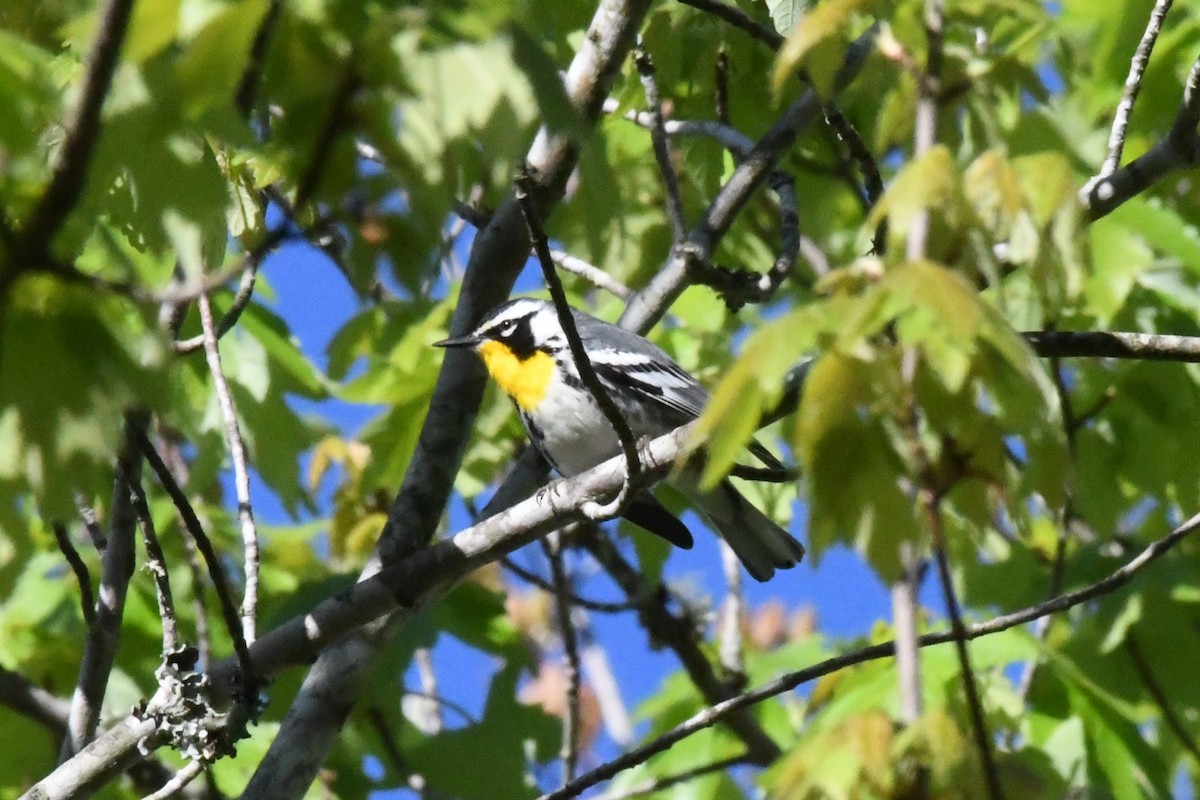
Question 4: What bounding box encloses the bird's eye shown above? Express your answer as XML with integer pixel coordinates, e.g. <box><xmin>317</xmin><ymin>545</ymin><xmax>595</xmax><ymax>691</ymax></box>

<box><xmin>498</xmin><ymin>321</ymin><xmax>517</xmax><ymax>338</ymax></box>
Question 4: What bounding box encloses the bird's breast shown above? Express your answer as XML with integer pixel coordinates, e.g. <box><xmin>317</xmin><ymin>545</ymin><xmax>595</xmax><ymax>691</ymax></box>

<box><xmin>478</xmin><ymin>341</ymin><xmax>555</xmax><ymax>412</ymax></box>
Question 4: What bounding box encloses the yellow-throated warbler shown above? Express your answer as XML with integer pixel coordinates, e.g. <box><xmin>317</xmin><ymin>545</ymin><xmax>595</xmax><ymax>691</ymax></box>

<box><xmin>435</xmin><ymin>297</ymin><xmax>805</xmax><ymax>581</ymax></box>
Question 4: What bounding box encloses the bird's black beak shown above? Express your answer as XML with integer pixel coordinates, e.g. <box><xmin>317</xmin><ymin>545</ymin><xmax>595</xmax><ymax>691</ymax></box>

<box><xmin>433</xmin><ymin>334</ymin><xmax>482</xmax><ymax>349</ymax></box>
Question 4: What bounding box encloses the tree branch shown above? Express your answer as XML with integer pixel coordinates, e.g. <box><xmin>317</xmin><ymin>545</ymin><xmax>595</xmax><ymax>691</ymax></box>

<box><xmin>1024</xmin><ymin>330</ymin><xmax>1200</xmax><ymax>362</ymax></box>
<box><xmin>52</xmin><ymin>522</ymin><xmax>96</xmax><ymax>628</ymax></box>
<box><xmin>1126</xmin><ymin>635</ymin><xmax>1200</xmax><ymax>764</ymax></box>
<box><xmin>60</xmin><ymin>417</ymin><xmax>143</xmax><ymax>761</ymax></box>
<box><xmin>921</xmin><ymin>489</ymin><xmax>1003</xmax><ymax>800</ymax></box>
<box><xmin>198</xmin><ymin>292</ymin><xmax>260</xmax><ymax>644</ymax></box>
<box><xmin>543</xmin><ymin>535</ymin><xmax>583</xmax><ymax>783</ymax></box>
<box><xmin>619</xmin><ymin>26</ymin><xmax>876</xmax><ymax>331</ymax></box>
<box><xmin>234</xmin><ymin>0</ymin><xmax>283</xmax><ymax>118</ymax></box>
<box><xmin>1081</xmin><ymin>49</ymin><xmax>1200</xmax><ymax>220</ymax></box>
<box><xmin>551</xmin><ymin>250</ymin><xmax>632</xmax><ymax>299</ymax></box>
<box><xmin>0</xmin><ymin>666</ymin><xmax>69</xmax><ymax>735</ymax></box>
<box><xmin>503</xmin><ymin>559</ymin><xmax>641</xmax><ymax>613</ymax></box>
<box><xmin>136</xmin><ymin>429</ymin><xmax>256</xmax><ymax>693</ymax></box>
<box><xmin>536</xmin><ymin>504</ymin><xmax>1200</xmax><ymax>800</ymax></box>
<box><xmin>675</xmin><ymin>0</ymin><xmax>782</xmax><ymax>49</ymax></box>
<box><xmin>128</xmin><ymin>468</ymin><xmax>180</xmax><ymax>654</ymax></box>
<box><xmin>594</xmin><ymin>753</ymin><xmax>751</xmax><ymax>800</ymax></box>
<box><xmin>1100</xmin><ymin>0</ymin><xmax>1175</xmax><ymax>176</ymax></box>
<box><xmin>242</xmin><ymin>3</ymin><xmax>655</xmax><ymax>795</ymax></box>
<box><xmin>21</xmin><ymin>0</ymin><xmax>135</xmax><ymax>257</ymax></box>
<box><xmin>633</xmin><ymin>40</ymin><xmax>688</xmax><ymax>242</ymax></box>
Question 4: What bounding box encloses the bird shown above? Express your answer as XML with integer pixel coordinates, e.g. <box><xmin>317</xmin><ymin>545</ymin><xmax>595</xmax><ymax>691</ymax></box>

<box><xmin>434</xmin><ymin>297</ymin><xmax>805</xmax><ymax>581</ymax></box>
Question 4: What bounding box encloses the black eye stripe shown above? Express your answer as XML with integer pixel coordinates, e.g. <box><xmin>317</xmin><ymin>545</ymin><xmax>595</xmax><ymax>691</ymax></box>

<box><xmin>485</xmin><ymin>314</ymin><xmax>538</xmax><ymax>359</ymax></box>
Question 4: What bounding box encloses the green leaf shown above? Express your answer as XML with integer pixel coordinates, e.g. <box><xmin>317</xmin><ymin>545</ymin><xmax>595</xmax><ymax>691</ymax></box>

<box><xmin>868</xmin><ymin>145</ymin><xmax>968</xmax><ymax>253</ymax></box>
<box><xmin>692</xmin><ymin>307</ymin><xmax>819</xmax><ymax>488</ymax></box>
<box><xmin>507</xmin><ymin>23</ymin><xmax>586</xmax><ymax>138</ymax></box>
<box><xmin>794</xmin><ymin>352</ymin><xmax>918</xmax><ymax>581</ymax></box>
<box><xmin>404</xmin><ymin>662</ymin><xmax>557</xmax><ymax>800</ymax></box>
<box><xmin>0</xmin><ymin>277</ymin><xmax>170</xmax><ymax>515</ymax></box>
<box><xmin>771</xmin><ymin>0</ymin><xmax>878</xmax><ymax>96</ymax></box>
<box><xmin>125</xmin><ymin>0</ymin><xmax>180</xmax><ymax>64</ymax></box>
<box><xmin>766</xmin><ymin>0</ymin><xmax>806</xmax><ymax>35</ymax></box>
<box><xmin>173</xmin><ymin>0</ymin><xmax>270</xmax><ymax>118</ymax></box>
<box><xmin>434</xmin><ymin>580</ymin><xmax>531</xmax><ymax>664</ymax></box>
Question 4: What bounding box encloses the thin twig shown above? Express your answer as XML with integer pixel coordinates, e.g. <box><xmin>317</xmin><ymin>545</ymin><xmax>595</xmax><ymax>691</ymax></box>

<box><xmin>234</xmin><ymin>0</ymin><xmax>282</xmax><ymax>118</ymax></box>
<box><xmin>606</xmin><ymin>101</ymin><xmax>756</xmax><ymax>155</ymax></box>
<box><xmin>514</xmin><ymin>168</ymin><xmax>642</xmax><ymax>517</ymax></box>
<box><xmin>1081</xmin><ymin>51</ymin><xmax>1200</xmax><ymax>220</ymax></box>
<box><xmin>1010</xmin><ymin>360</ymin><xmax>1077</xmax><ymax>726</ymax></box>
<box><xmin>1101</xmin><ymin>0</ymin><xmax>1175</xmax><ymax>176</ymax></box>
<box><xmin>634</xmin><ymin>40</ymin><xmax>688</xmax><ymax>242</ymax></box>
<box><xmin>61</xmin><ymin>418</ymin><xmax>143</xmax><ymax>762</ymax></box>
<box><xmin>578</xmin><ymin>628</ymin><xmax>633</xmax><ymax>746</ymax></box>
<box><xmin>822</xmin><ymin>102</ymin><xmax>886</xmax><ymax>254</ymax></box>
<box><xmin>135</xmin><ymin>429</ymin><xmax>256</xmax><ymax>694</ymax></box>
<box><xmin>893</xmin><ymin>0</ymin><xmax>946</xmax><ymax>766</ymax></box>
<box><xmin>197</xmin><ymin>292</ymin><xmax>259</xmax><ymax>644</ymax></box>
<box><xmin>75</xmin><ymin>495</ymin><xmax>107</xmax><ymax>551</ymax></box>
<box><xmin>408</xmin><ymin>648</ymin><xmax>443</xmax><ymax>734</ymax></box>
<box><xmin>537</xmin><ymin>504</ymin><xmax>1200</xmax><ymax>800</ymax></box>
<box><xmin>891</xmin><ymin>555</ymin><xmax>923</xmax><ymax>724</ymax></box>
<box><xmin>21</xmin><ymin>0</ymin><xmax>135</xmax><ymax>256</ymax></box>
<box><xmin>179</xmin><ymin>503</ymin><xmax>213</xmax><ymax>668</ymax></box>
<box><xmin>502</xmin><ymin>558</ymin><xmax>641</xmax><ymax>613</ymax></box>
<box><xmin>138</xmin><ymin>761</ymin><xmax>205</xmax><ymax>800</ymax></box>
<box><xmin>595</xmin><ymin>753</ymin><xmax>751</xmax><ymax>800</ymax></box>
<box><xmin>550</xmin><ymin>250</ymin><xmax>632</xmax><ymax>300</ymax></box>
<box><xmin>543</xmin><ymin>534</ymin><xmax>583</xmax><ymax>783</ymax></box>
<box><xmin>727</xmin><ymin>463</ymin><xmax>799</xmax><ymax>483</ymax></box>
<box><xmin>906</xmin><ymin>0</ymin><xmax>944</xmax><ymax>261</ymax></box>
<box><xmin>403</xmin><ymin>688</ymin><xmax>481</xmax><ymax>728</ymax></box>
<box><xmin>676</xmin><ymin>0</ymin><xmax>782</xmax><ymax>49</ymax></box>
<box><xmin>53</xmin><ymin>523</ymin><xmax>96</xmax><ymax>627</ymax></box>
<box><xmin>619</xmin><ymin>26</ymin><xmax>877</xmax><ymax>331</ymax></box>
<box><xmin>128</xmin><ymin>470</ymin><xmax>180</xmax><ymax>653</ymax></box>
<box><xmin>173</xmin><ymin>265</ymin><xmax>259</xmax><ymax>355</ymax></box>
<box><xmin>922</xmin><ymin>490</ymin><xmax>1003</xmax><ymax>800</ymax></box>
<box><xmin>715</xmin><ymin>49</ymin><xmax>730</xmax><ymax>130</ymax></box>
<box><xmin>294</xmin><ymin>68</ymin><xmax>360</xmax><ymax>208</ymax></box>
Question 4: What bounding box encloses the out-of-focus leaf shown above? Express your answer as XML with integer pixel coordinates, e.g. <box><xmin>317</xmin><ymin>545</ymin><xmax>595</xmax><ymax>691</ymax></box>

<box><xmin>795</xmin><ymin>351</ymin><xmax>917</xmax><ymax>581</ymax></box>
<box><xmin>434</xmin><ymin>580</ymin><xmax>531</xmax><ymax>664</ymax></box>
<box><xmin>0</xmin><ymin>277</ymin><xmax>170</xmax><ymax>515</ymax></box>
<box><xmin>507</xmin><ymin>23</ymin><xmax>585</xmax><ymax>138</ymax></box>
<box><xmin>692</xmin><ymin>307</ymin><xmax>820</xmax><ymax>488</ymax></box>
<box><xmin>404</xmin><ymin>662</ymin><xmax>557</xmax><ymax>800</ymax></box>
<box><xmin>174</xmin><ymin>0</ymin><xmax>269</xmax><ymax>118</ymax></box>
<box><xmin>869</xmin><ymin>145</ymin><xmax>970</xmax><ymax>257</ymax></box>
<box><xmin>772</xmin><ymin>0</ymin><xmax>878</xmax><ymax>96</ymax></box>
<box><xmin>766</xmin><ymin>0</ymin><xmax>806</xmax><ymax>36</ymax></box>
<box><xmin>126</xmin><ymin>0</ymin><xmax>179</xmax><ymax>64</ymax></box>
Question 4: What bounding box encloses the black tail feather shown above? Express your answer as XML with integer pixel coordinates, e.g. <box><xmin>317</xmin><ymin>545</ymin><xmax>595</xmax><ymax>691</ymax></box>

<box><xmin>623</xmin><ymin>493</ymin><xmax>694</xmax><ymax>549</ymax></box>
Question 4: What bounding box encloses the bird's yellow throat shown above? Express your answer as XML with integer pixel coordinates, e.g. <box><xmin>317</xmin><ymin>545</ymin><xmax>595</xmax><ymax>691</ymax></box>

<box><xmin>477</xmin><ymin>340</ymin><xmax>555</xmax><ymax>411</ymax></box>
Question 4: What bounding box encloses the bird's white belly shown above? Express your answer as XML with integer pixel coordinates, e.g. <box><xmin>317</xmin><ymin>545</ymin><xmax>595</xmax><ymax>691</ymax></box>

<box><xmin>526</xmin><ymin>378</ymin><xmax>622</xmax><ymax>475</ymax></box>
